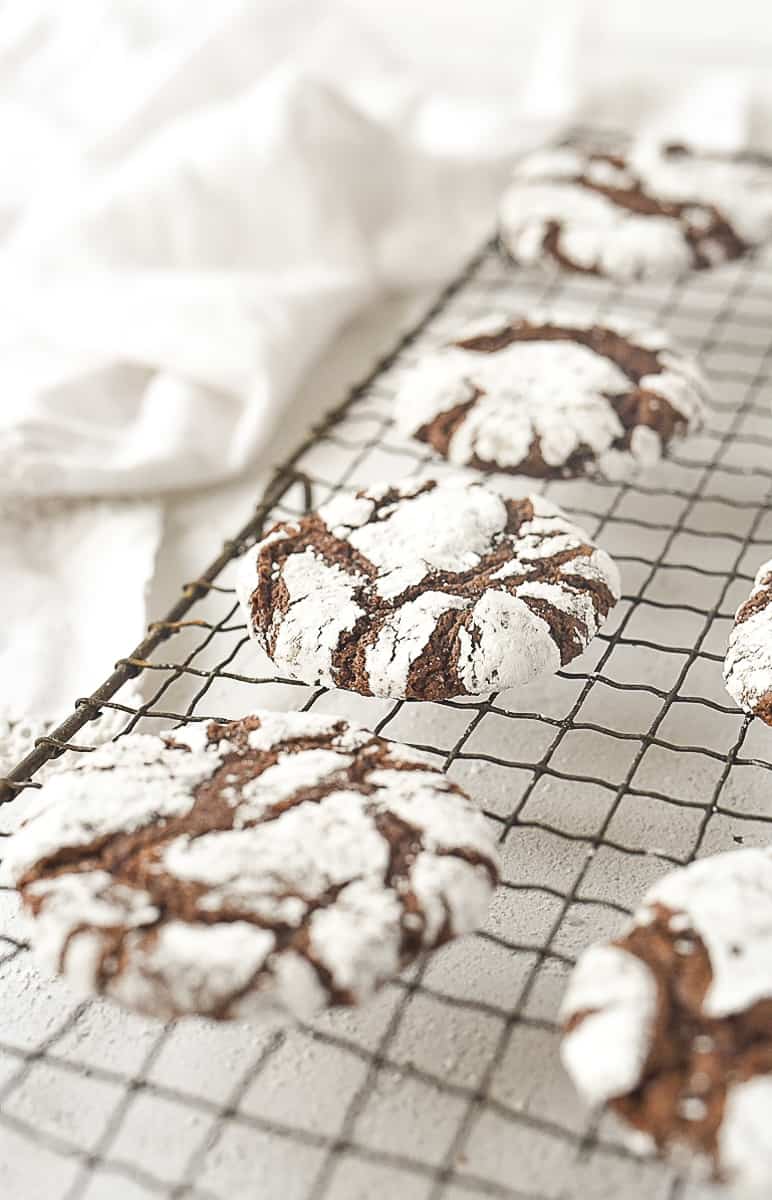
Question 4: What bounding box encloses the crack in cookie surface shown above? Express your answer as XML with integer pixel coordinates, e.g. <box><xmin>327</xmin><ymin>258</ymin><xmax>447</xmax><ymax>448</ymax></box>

<box><xmin>561</xmin><ymin>848</ymin><xmax>772</xmax><ymax>1190</ymax></box>
<box><xmin>7</xmin><ymin>714</ymin><xmax>499</xmax><ymax>1022</ymax></box>
<box><xmin>236</xmin><ymin>479</ymin><xmax>621</xmax><ymax>700</ymax></box>
<box><xmin>499</xmin><ymin>143</ymin><xmax>772</xmax><ymax>280</ymax></box>
<box><xmin>558</xmin><ymin>151</ymin><xmax>748</xmax><ymax>270</ymax></box>
<box><xmin>395</xmin><ymin>316</ymin><xmax>708</xmax><ymax>481</ymax></box>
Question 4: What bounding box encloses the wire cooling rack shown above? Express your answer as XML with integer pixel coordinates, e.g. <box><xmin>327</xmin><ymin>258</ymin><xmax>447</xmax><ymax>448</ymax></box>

<box><xmin>2</xmin><ymin>223</ymin><xmax>772</xmax><ymax>1200</ymax></box>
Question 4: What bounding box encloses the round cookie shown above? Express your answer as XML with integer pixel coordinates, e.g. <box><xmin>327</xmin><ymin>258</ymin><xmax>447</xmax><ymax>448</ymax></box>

<box><xmin>4</xmin><ymin>713</ymin><xmax>498</xmax><ymax>1022</ymax></box>
<box><xmin>724</xmin><ymin>559</ymin><xmax>772</xmax><ymax>724</ymax></box>
<box><xmin>499</xmin><ymin>143</ymin><xmax>772</xmax><ymax>280</ymax></box>
<box><xmin>394</xmin><ymin>315</ymin><xmax>707</xmax><ymax>480</ymax></box>
<box><xmin>236</xmin><ymin>478</ymin><xmax>621</xmax><ymax>700</ymax></box>
<box><xmin>561</xmin><ymin>848</ymin><xmax>772</xmax><ymax>1192</ymax></box>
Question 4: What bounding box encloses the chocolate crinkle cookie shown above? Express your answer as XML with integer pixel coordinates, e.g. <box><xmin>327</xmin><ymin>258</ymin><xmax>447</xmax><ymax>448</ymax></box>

<box><xmin>724</xmin><ymin>559</ymin><xmax>772</xmax><ymax>724</ymax></box>
<box><xmin>499</xmin><ymin>142</ymin><xmax>772</xmax><ymax>280</ymax></box>
<box><xmin>394</xmin><ymin>314</ymin><xmax>708</xmax><ymax>480</ymax></box>
<box><xmin>4</xmin><ymin>714</ymin><xmax>498</xmax><ymax>1022</ymax></box>
<box><xmin>561</xmin><ymin>848</ymin><xmax>772</xmax><ymax>1194</ymax></box>
<box><xmin>236</xmin><ymin>478</ymin><xmax>621</xmax><ymax>701</ymax></box>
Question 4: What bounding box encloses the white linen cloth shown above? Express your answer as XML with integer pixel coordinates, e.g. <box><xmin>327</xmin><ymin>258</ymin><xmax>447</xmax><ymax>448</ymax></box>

<box><xmin>1</xmin><ymin>0</ymin><xmax>771</xmax><ymax>730</ymax></box>
<box><xmin>0</xmin><ymin>11</ymin><xmax>537</xmax><ymax>500</ymax></box>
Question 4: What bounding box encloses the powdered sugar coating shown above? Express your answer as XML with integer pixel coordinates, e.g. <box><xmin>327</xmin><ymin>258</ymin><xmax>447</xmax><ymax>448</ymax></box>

<box><xmin>3</xmin><ymin>729</ymin><xmax>215</xmax><ymax>880</ymax></box>
<box><xmin>25</xmin><ymin>871</ymin><xmax>160</xmax><ymax>981</ymax></box>
<box><xmin>500</xmin><ymin>144</ymin><xmax>772</xmax><ymax>280</ymax></box>
<box><xmin>560</xmin><ymin>943</ymin><xmax>658</xmax><ymax>1105</ymax></box>
<box><xmin>562</xmin><ymin>848</ymin><xmax>772</xmax><ymax>1191</ymax></box>
<box><xmin>644</xmin><ymin>847</ymin><xmax>772</xmax><ymax>1018</ymax></box>
<box><xmin>363</xmin><ymin>592</ymin><xmax>469</xmax><ymax>696</ymax></box>
<box><xmin>719</xmin><ymin>1076</ymin><xmax>772</xmax><ymax>1197</ymax></box>
<box><xmin>322</xmin><ymin>482</ymin><xmax>506</xmax><ymax>599</ymax></box>
<box><xmin>271</xmin><ymin>549</ymin><xmax>367</xmax><ymax>681</ymax></box>
<box><xmin>502</xmin><ymin>183</ymin><xmax>690</xmax><ymax>279</ymax></box>
<box><xmin>724</xmin><ymin>559</ymin><xmax>772</xmax><ymax>723</ymax></box>
<box><xmin>630</xmin><ymin>143</ymin><xmax>772</xmax><ymax>245</ymax></box>
<box><xmin>8</xmin><ymin>714</ymin><xmax>498</xmax><ymax>1023</ymax></box>
<box><xmin>113</xmin><ymin>922</ymin><xmax>278</xmax><ymax>1022</ymax></box>
<box><xmin>394</xmin><ymin>316</ymin><xmax>708</xmax><ymax>481</ymax></box>
<box><xmin>237</xmin><ymin>478</ymin><xmax>621</xmax><ymax>701</ymax></box>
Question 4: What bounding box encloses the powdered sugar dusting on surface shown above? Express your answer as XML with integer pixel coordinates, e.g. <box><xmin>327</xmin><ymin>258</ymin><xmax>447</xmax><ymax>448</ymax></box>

<box><xmin>560</xmin><ymin>550</ymin><xmax>622</xmax><ymax>605</ymax></box>
<box><xmin>643</xmin><ymin>847</ymin><xmax>772</xmax><ymax>1017</ymax></box>
<box><xmin>411</xmin><ymin>853</ymin><xmax>494</xmax><ymax>942</ymax></box>
<box><xmin>719</xmin><ymin>1075</ymin><xmax>772</xmax><ymax>1196</ymax></box>
<box><xmin>308</xmin><ymin>880</ymin><xmax>403</xmax><ymax>996</ymax></box>
<box><xmin>724</xmin><ymin>558</ymin><xmax>772</xmax><ymax>718</ymax></box>
<box><xmin>242</xmin><ymin>709</ymin><xmax>370</xmax><ymax>753</ymax></box>
<box><xmin>8</xmin><ymin>715</ymin><xmax>498</xmax><ymax>1022</ymax></box>
<box><xmin>238</xmin><ymin>478</ymin><xmax>621</xmax><ymax>700</ymax></box>
<box><xmin>334</xmin><ymin>482</ymin><xmax>507</xmax><ymax>601</ymax></box>
<box><xmin>629</xmin><ymin>143</ymin><xmax>772</xmax><ymax>246</ymax></box>
<box><xmin>397</xmin><ymin>341</ymin><xmax>627</xmax><ymax>464</ymax></box>
<box><xmin>499</xmin><ymin>144</ymin><xmax>772</xmax><ymax>279</ymax></box>
<box><xmin>236</xmin><ymin>749</ymin><xmax>353</xmax><ymax>824</ymax></box>
<box><xmin>457</xmin><ymin>590</ymin><xmax>560</xmax><ymax>694</ymax></box>
<box><xmin>3</xmin><ymin>729</ymin><xmax>216</xmax><ymax>881</ymax></box>
<box><xmin>562</xmin><ymin>848</ymin><xmax>772</xmax><ymax>1186</ymax></box>
<box><xmin>644</xmin><ymin>361</ymin><xmax>705</xmax><ymax>427</ymax></box>
<box><xmin>560</xmin><ymin>943</ymin><xmax>657</xmax><ymax>1105</ymax></box>
<box><xmin>27</xmin><ymin>871</ymin><xmax>160</xmax><ymax>981</ymax></box>
<box><xmin>394</xmin><ymin>317</ymin><xmax>707</xmax><ymax>481</ymax></box>
<box><xmin>272</xmin><ymin>549</ymin><xmax>367</xmax><ymax>686</ymax></box>
<box><xmin>319</xmin><ymin>491</ymin><xmax>377</xmax><ymax>534</ymax></box>
<box><xmin>518</xmin><ymin>579</ymin><xmax>599</xmax><ymax>636</ymax></box>
<box><xmin>364</xmin><ymin>592</ymin><xmax>468</xmax><ymax>696</ymax></box>
<box><xmin>367</xmin><ymin>768</ymin><xmax>498</xmax><ymax>858</ymax></box>
<box><xmin>163</xmin><ymin>795</ymin><xmax>391</xmax><ymax>925</ymax></box>
<box><xmin>501</xmin><ymin>178</ymin><xmax>690</xmax><ymax>280</ymax></box>
<box><xmin>113</xmin><ymin>921</ymin><xmax>277</xmax><ymax>1022</ymax></box>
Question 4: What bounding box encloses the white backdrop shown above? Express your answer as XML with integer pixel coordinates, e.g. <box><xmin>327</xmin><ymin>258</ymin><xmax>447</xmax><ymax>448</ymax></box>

<box><xmin>351</xmin><ymin>0</ymin><xmax>772</xmax><ymax>101</ymax></box>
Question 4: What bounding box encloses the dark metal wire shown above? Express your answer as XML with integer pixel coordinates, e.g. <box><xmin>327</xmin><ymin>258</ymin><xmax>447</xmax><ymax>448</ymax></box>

<box><xmin>0</xmin><ymin>239</ymin><xmax>493</xmax><ymax>807</ymax></box>
<box><xmin>1</xmin><ymin>211</ymin><xmax>772</xmax><ymax>1200</ymax></box>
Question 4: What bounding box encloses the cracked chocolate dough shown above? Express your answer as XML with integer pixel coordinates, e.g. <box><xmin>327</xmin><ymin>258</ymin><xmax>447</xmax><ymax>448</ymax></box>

<box><xmin>499</xmin><ymin>143</ymin><xmax>772</xmax><ymax>279</ymax></box>
<box><xmin>394</xmin><ymin>314</ymin><xmax>708</xmax><ymax>480</ymax></box>
<box><xmin>724</xmin><ymin>559</ymin><xmax>772</xmax><ymax>725</ymax></box>
<box><xmin>5</xmin><ymin>713</ymin><xmax>499</xmax><ymax>1022</ymax></box>
<box><xmin>236</xmin><ymin>478</ymin><xmax>621</xmax><ymax>700</ymax></box>
<box><xmin>561</xmin><ymin>848</ymin><xmax>772</xmax><ymax>1193</ymax></box>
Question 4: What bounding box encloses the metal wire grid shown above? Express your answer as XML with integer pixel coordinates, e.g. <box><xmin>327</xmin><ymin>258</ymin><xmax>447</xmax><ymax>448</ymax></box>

<box><xmin>2</xmin><ymin>232</ymin><xmax>772</xmax><ymax>1200</ymax></box>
